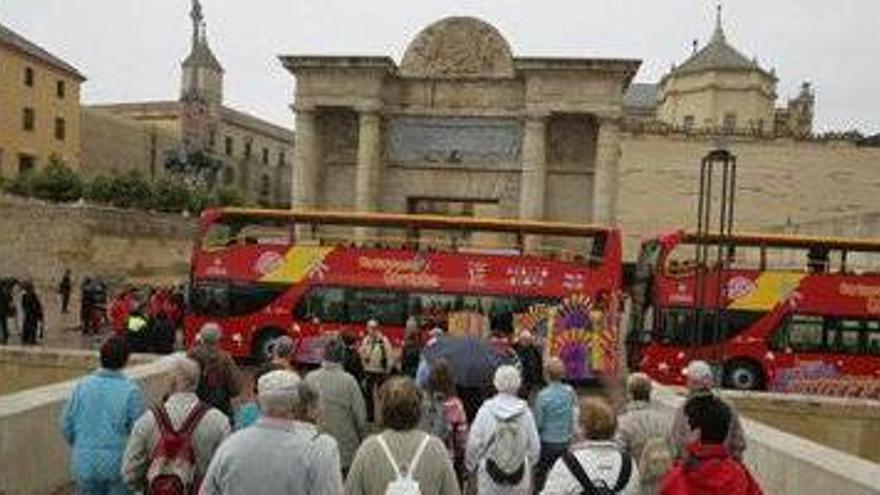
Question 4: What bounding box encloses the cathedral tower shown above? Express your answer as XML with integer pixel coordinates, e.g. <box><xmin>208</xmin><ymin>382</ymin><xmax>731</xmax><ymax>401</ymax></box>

<box><xmin>180</xmin><ymin>0</ymin><xmax>223</xmax><ymax>154</ymax></box>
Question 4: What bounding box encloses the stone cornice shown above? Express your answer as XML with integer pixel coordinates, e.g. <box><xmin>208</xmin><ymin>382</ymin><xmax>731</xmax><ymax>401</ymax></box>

<box><xmin>279</xmin><ymin>55</ymin><xmax>398</xmax><ymax>74</ymax></box>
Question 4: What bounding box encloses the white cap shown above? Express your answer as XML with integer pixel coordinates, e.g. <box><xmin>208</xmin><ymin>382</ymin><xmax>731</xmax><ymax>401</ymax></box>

<box><xmin>257</xmin><ymin>370</ymin><xmax>301</xmax><ymax>397</ymax></box>
<box><xmin>367</xmin><ymin>319</ymin><xmax>379</xmax><ymax>329</ymax></box>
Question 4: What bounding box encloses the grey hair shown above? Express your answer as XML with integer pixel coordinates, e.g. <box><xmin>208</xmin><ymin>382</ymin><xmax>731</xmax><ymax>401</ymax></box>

<box><xmin>198</xmin><ymin>323</ymin><xmax>221</xmax><ymax>345</ymax></box>
<box><xmin>323</xmin><ymin>337</ymin><xmax>347</xmax><ymax>364</ymax></box>
<box><xmin>271</xmin><ymin>336</ymin><xmax>295</xmax><ymax>359</ymax></box>
<box><xmin>258</xmin><ymin>392</ymin><xmax>298</xmax><ymax>418</ymax></box>
<box><xmin>626</xmin><ymin>372</ymin><xmax>653</xmax><ymax>401</ymax></box>
<box><xmin>169</xmin><ymin>355</ymin><xmax>201</xmax><ymax>393</ymax></box>
<box><xmin>293</xmin><ymin>381</ymin><xmax>322</xmax><ymax>420</ymax></box>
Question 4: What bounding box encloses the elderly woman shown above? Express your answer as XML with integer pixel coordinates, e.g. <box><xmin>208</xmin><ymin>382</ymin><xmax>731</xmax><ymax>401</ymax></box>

<box><xmin>465</xmin><ymin>365</ymin><xmax>540</xmax><ymax>495</ymax></box>
<box><xmin>541</xmin><ymin>398</ymin><xmax>641</xmax><ymax>494</ymax></box>
<box><xmin>345</xmin><ymin>376</ymin><xmax>460</xmax><ymax>495</ymax></box>
<box><xmin>533</xmin><ymin>357</ymin><xmax>579</xmax><ymax>492</ymax></box>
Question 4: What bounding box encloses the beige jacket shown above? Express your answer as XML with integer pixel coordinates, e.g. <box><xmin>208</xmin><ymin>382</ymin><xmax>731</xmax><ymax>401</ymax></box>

<box><xmin>305</xmin><ymin>362</ymin><xmax>367</xmax><ymax>469</ymax></box>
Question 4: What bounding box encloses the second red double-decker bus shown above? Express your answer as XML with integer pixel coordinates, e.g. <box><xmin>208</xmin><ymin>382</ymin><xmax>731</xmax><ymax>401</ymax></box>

<box><xmin>628</xmin><ymin>230</ymin><xmax>880</xmax><ymax>390</ymax></box>
<box><xmin>185</xmin><ymin>208</ymin><xmax>623</xmax><ymax>380</ymax></box>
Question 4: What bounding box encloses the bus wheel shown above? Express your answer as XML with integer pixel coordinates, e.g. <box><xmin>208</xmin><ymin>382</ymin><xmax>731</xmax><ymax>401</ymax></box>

<box><xmin>253</xmin><ymin>328</ymin><xmax>284</xmax><ymax>363</ymax></box>
<box><xmin>725</xmin><ymin>360</ymin><xmax>764</xmax><ymax>391</ymax></box>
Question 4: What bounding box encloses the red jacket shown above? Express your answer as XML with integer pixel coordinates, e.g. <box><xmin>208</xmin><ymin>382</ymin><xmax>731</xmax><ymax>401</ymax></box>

<box><xmin>660</xmin><ymin>442</ymin><xmax>763</xmax><ymax>495</ymax></box>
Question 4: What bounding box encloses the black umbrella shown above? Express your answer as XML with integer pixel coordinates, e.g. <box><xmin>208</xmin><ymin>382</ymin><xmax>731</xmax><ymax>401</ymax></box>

<box><xmin>422</xmin><ymin>335</ymin><xmax>518</xmax><ymax>388</ymax></box>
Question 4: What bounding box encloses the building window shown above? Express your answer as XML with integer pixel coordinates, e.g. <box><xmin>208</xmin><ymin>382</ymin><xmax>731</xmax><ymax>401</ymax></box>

<box><xmin>225</xmin><ymin>136</ymin><xmax>233</xmax><ymax>156</ymax></box>
<box><xmin>278</xmin><ymin>150</ymin><xmax>286</xmax><ymax>167</ymax></box>
<box><xmin>723</xmin><ymin>113</ymin><xmax>737</xmax><ymax>133</ymax></box>
<box><xmin>56</xmin><ymin>80</ymin><xmax>65</xmax><ymax>99</ymax></box>
<box><xmin>244</xmin><ymin>140</ymin><xmax>252</xmax><ymax>158</ymax></box>
<box><xmin>209</xmin><ymin>131</ymin><xmax>216</xmax><ymax>149</ymax></box>
<box><xmin>18</xmin><ymin>154</ymin><xmax>36</xmax><ymax>175</ymax></box>
<box><xmin>222</xmin><ymin>166</ymin><xmax>235</xmax><ymax>185</ymax></box>
<box><xmin>24</xmin><ymin>67</ymin><xmax>34</xmax><ymax>87</ymax></box>
<box><xmin>683</xmin><ymin>115</ymin><xmax>695</xmax><ymax>131</ymax></box>
<box><xmin>23</xmin><ymin>107</ymin><xmax>35</xmax><ymax>131</ymax></box>
<box><xmin>262</xmin><ymin>147</ymin><xmax>269</xmax><ymax>165</ymax></box>
<box><xmin>54</xmin><ymin>118</ymin><xmax>66</xmax><ymax>141</ymax></box>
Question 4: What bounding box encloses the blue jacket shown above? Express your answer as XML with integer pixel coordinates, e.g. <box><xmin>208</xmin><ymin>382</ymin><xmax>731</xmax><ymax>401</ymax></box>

<box><xmin>533</xmin><ymin>381</ymin><xmax>577</xmax><ymax>444</ymax></box>
<box><xmin>59</xmin><ymin>369</ymin><xmax>145</xmax><ymax>481</ymax></box>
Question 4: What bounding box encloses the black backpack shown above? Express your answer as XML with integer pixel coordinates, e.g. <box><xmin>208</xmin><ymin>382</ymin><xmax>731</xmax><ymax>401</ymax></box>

<box><xmin>561</xmin><ymin>450</ymin><xmax>633</xmax><ymax>495</ymax></box>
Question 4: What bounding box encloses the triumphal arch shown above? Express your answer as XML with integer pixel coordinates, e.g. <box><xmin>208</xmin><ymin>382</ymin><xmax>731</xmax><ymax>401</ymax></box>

<box><xmin>282</xmin><ymin>17</ymin><xmax>640</xmax><ymax>233</ymax></box>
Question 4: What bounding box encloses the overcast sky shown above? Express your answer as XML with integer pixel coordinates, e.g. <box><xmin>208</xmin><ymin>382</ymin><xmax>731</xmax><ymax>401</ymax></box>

<box><xmin>3</xmin><ymin>0</ymin><xmax>878</xmax><ymax>133</ymax></box>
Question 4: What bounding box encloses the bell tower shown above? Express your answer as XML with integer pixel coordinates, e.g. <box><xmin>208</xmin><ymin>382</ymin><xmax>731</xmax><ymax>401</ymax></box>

<box><xmin>180</xmin><ymin>0</ymin><xmax>223</xmax><ymax>155</ymax></box>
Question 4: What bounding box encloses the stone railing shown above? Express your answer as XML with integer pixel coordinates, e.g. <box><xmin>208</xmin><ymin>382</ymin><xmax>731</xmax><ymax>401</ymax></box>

<box><xmin>0</xmin><ymin>347</ymin><xmax>172</xmax><ymax>494</ymax></box>
<box><xmin>620</xmin><ymin>119</ymin><xmax>865</xmax><ymax>145</ymax></box>
<box><xmin>652</xmin><ymin>385</ymin><xmax>880</xmax><ymax>495</ymax></box>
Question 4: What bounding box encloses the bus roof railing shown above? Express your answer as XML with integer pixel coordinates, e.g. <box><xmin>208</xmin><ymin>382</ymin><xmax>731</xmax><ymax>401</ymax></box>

<box><xmin>677</xmin><ymin>231</ymin><xmax>880</xmax><ymax>253</ymax></box>
<box><xmin>208</xmin><ymin>207</ymin><xmax>614</xmax><ymax>238</ymax></box>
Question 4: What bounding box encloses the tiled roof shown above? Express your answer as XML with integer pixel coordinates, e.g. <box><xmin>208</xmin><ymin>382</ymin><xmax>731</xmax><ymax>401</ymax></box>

<box><xmin>0</xmin><ymin>22</ymin><xmax>85</xmax><ymax>80</ymax></box>
<box><xmin>670</xmin><ymin>9</ymin><xmax>768</xmax><ymax>78</ymax></box>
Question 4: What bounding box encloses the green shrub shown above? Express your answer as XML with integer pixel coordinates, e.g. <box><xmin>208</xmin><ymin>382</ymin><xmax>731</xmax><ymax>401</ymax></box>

<box><xmin>30</xmin><ymin>157</ymin><xmax>83</xmax><ymax>202</ymax></box>
<box><xmin>151</xmin><ymin>178</ymin><xmax>191</xmax><ymax>212</ymax></box>
<box><xmin>213</xmin><ymin>186</ymin><xmax>247</xmax><ymax>207</ymax></box>
<box><xmin>107</xmin><ymin>171</ymin><xmax>153</xmax><ymax>209</ymax></box>
<box><xmin>84</xmin><ymin>175</ymin><xmax>115</xmax><ymax>204</ymax></box>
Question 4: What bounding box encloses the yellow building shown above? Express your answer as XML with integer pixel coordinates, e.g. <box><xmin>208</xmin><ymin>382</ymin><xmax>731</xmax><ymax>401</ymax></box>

<box><xmin>0</xmin><ymin>23</ymin><xmax>84</xmax><ymax>178</ymax></box>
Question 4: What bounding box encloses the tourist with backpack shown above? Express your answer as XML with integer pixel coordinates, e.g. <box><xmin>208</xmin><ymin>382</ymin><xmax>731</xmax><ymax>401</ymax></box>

<box><xmin>533</xmin><ymin>358</ymin><xmax>579</xmax><ymax>492</ymax></box>
<box><xmin>60</xmin><ymin>336</ymin><xmax>145</xmax><ymax>495</ymax></box>
<box><xmin>615</xmin><ymin>373</ymin><xmax>673</xmax><ymax>495</ymax></box>
<box><xmin>465</xmin><ymin>365</ymin><xmax>540</xmax><ymax>495</ymax></box>
<box><xmin>189</xmin><ymin>323</ymin><xmax>243</xmax><ymax>418</ymax></box>
<box><xmin>359</xmin><ymin>319</ymin><xmax>394</xmax><ymax>421</ymax></box>
<box><xmin>122</xmin><ymin>356</ymin><xmax>230</xmax><ymax>494</ymax></box>
<box><xmin>542</xmin><ymin>398</ymin><xmax>641</xmax><ymax>494</ymax></box>
<box><xmin>346</xmin><ymin>376</ymin><xmax>460</xmax><ymax>495</ymax></box>
<box><xmin>420</xmin><ymin>360</ymin><xmax>469</xmax><ymax>485</ymax></box>
<box><xmin>202</xmin><ymin>370</ymin><xmax>344</xmax><ymax>495</ymax></box>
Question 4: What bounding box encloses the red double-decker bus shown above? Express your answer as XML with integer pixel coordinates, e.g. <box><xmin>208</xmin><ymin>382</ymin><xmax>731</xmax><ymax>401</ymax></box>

<box><xmin>185</xmin><ymin>208</ymin><xmax>623</xmax><ymax>379</ymax></box>
<box><xmin>628</xmin><ymin>230</ymin><xmax>880</xmax><ymax>390</ymax></box>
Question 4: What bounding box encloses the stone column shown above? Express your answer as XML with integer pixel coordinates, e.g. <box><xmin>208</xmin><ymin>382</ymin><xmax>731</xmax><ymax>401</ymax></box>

<box><xmin>519</xmin><ymin>114</ymin><xmax>548</xmax><ymax>252</ymax></box>
<box><xmin>355</xmin><ymin>110</ymin><xmax>382</xmax><ymax>242</ymax></box>
<box><xmin>291</xmin><ymin>107</ymin><xmax>319</xmax><ymax>209</ymax></box>
<box><xmin>593</xmin><ymin>117</ymin><xmax>621</xmax><ymax>225</ymax></box>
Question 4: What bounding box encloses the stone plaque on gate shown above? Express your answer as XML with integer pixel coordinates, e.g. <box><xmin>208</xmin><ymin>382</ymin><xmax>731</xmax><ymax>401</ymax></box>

<box><xmin>388</xmin><ymin>116</ymin><xmax>522</xmax><ymax>167</ymax></box>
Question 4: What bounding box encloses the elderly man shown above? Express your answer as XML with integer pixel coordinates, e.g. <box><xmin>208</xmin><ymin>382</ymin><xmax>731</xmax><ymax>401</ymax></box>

<box><xmin>201</xmin><ymin>370</ymin><xmax>344</xmax><ymax>495</ymax></box>
<box><xmin>122</xmin><ymin>356</ymin><xmax>230</xmax><ymax>493</ymax></box>
<box><xmin>189</xmin><ymin>323</ymin><xmax>242</xmax><ymax>417</ymax></box>
<box><xmin>615</xmin><ymin>373</ymin><xmax>673</xmax><ymax>494</ymax></box>
<box><xmin>670</xmin><ymin>361</ymin><xmax>746</xmax><ymax>460</ymax></box>
<box><xmin>306</xmin><ymin>337</ymin><xmax>367</xmax><ymax>475</ymax></box>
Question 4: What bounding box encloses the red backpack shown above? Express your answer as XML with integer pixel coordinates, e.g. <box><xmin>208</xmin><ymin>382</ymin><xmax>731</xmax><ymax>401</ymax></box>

<box><xmin>146</xmin><ymin>402</ymin><xmax>210</xmax><ymax>495</ymax></box>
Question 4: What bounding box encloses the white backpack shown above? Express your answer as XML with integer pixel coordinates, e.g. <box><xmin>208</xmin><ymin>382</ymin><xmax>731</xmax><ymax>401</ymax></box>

<box><xmin>377</xmin><ymin>433</ymin><xmax>432</xmax><ymax>495</ymax></box>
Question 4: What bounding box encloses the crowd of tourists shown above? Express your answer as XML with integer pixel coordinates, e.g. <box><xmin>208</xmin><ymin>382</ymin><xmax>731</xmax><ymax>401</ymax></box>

<box><xmin>58</xmin><ymin>320</ymin><xmax>763</xmax><ymax>495</ymax></box>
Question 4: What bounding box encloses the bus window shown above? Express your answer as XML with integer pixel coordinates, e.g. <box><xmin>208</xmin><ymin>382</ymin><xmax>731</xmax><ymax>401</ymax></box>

<box><xmin>867</xmin><ymin>322</ymin><xmax>880</xmax><ymax>355</ymax></box>
<box><xmin>832</xmin><ymin>319</ymin><xmax>862</xmax><ymax>354</ymax></box>
<box><xmin>190</xmin><ymin>280</ymin><xmax>229</xmax><ymax>316</ymax></box>
<box><xmin>190</xmin><ymin>280</ymin><xmax>286</xmax><ymax>318</ymax></box>
<box><xmin>296</xmin><ymin>286</ymin><xmax>347</xmax><ymax>323</ymax></box>
<box><xmin>783</xmin><ymin>315</ymin><xmax>825</xmax><ymax>352</ymax></box>
<box><xmin>347</xmin><ymin>288</ymin><xmax>407</xmax><ymax>326</ymax></box>
<box><xmin>203</xmin><ymin>223</ymin><xmax>234</xmax><ymax>249</ymax></box>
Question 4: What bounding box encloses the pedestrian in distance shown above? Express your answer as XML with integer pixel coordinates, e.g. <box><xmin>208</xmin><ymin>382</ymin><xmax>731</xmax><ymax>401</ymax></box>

<box><xmin>533</xmin><ymin>357</ymin><xmax>579</xmax><ymax>493</ymax></box>
<box><xmin>201</xmin><ymin>370</ymin><xmax>345</xmax><ymax>495</ymax></box>
<box><xmin>359</xmin><ymin>319</ymin><xmax>393</xmax><ymax>422</ymax></box>
<box><xmin>670</xmin><ymin>361</ymin><xmax>746</xmax><ymax>460</ymax></box>
<box><xmin>514</xmin><ymin>330</ymin><xmax>544</xmax><ymax>400</ymax></box>
<box><xmin>541</xmin><ymin>397</ymin><xmax>641</xmax><ymax>494</ymax></box>
<box><xmin>122</xmin><ymin>356</ymin><xmax>230</xmax><ymax>493</ymax></box>
<box><xmin>306</xmin><ymin>337</ymin><xmax>368</xmax><ymax>476</ymax></box>
<box><xmin>0</xmin><ymin>278</ymin><xmax>14</xmax><ymax>344</ymax></box>
<box><xmin>59</xmin><ymin>335</ymin><xmax>145</xmax><ymax>495</ymax></box>
<box><xmin>659</xmin><ymin>394</ymin><xmax>763</xmax><ymax>495</ymax></box>
<box><xmin>400</xmin><ymin>317</ymin><xmax>423</xmax><ymax>379</ymax></box>
<box><xmin>346</xmin><ymin>376</ymin><xmax>460</xmax><ymax>495</ymax></box>
<box><xmin>20</xmin><ymin>281</ymin><xmax>44</xmax><ymax>345</ymax></box>
<box><xmin>465</xmin><ymin>365</ymin><xmax>540</xmax><ymax>495</ymax></box>
<box><xmin>189</xmin><ymin>323</ymin><xmax>243</xmax><ymax>418</ymax></box>
<box><xmin>615</xmin><ymin>372</ymin><xmax>674</xmax><ymax>495</ymax></box>
<box><xmin>420</xmin><ymin>359</ymin><xmax>469</xmax><ymax>486</ymax></box>
<box><xmin>59</xmin><ymin>269</ymin><xmax>72</xmax><ymax>314</ymax></box>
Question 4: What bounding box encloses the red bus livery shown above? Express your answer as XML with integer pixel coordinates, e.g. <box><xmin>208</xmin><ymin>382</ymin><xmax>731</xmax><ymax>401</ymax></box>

<box><xmin>186</xmin><ymin>208</ymin><xmax>623</xmax><ymax>380</ymax></box>
<box><xmin>629</xmin><ymin>231</ymin><xmax>880</xmax><ymax>390</ymax></box>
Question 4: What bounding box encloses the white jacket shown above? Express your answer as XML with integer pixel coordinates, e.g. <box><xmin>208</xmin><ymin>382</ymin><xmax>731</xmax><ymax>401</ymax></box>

<box><xmin>541</xmin><ymin>440</ymin><xmax>641</xmax><ymax>495</ymax></box>
<box><xmin>465</xmin><ymin>393</ymin><xmax>540</xmax><ymax>495</ymax></box>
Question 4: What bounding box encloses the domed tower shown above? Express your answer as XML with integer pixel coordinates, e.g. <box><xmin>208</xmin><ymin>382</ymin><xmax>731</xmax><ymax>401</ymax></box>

<box><xmin>180</xmin><ymin>0</ymin><xmax>223</xmax><ymax>154</ymax></box>
<box><xmin>658</xmin><ymin>6</ymin><xmax>777</xmax><ymax>134</ymax></box>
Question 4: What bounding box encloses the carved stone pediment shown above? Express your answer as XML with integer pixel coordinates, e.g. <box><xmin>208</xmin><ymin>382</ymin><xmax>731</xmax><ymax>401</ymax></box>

<box><xmin>400</xmin><ymin>16</ymin><xmax>515</xmax><ymax>79</ymax></box>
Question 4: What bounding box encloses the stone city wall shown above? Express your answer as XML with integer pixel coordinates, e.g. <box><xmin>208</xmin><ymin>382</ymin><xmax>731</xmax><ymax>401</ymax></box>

<box><xmin>617</xmin><ymin>133</ymin><xmax>880</xmax><ymax>259</ymax></box>
<box><xmin>0</xmin><ymin>348</ymin><xmax>170</xmax><ymax>494</ymax></box>
<box><xmin>652</xmin><ymin>385</ymin><xmax>880</xmax><ymax>495</ymax></box>
<box><xmin>0</xmin><ymin>194</ymin><xmax>194</xmax><ymax>289</ymax></box>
